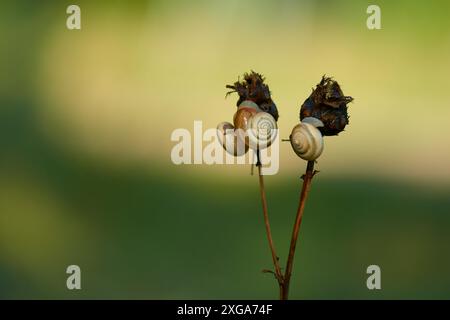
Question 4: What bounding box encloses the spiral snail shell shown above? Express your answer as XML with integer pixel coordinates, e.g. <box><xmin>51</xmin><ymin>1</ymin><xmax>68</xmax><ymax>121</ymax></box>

<box><xmin>247</xmin><ymin>112</ymin><xmax>278</xmax><ymax>150</ymax></box>
<box><xmin>290</xmin><ymin>117</ymin><xmax>324</xmax><ymax>161</ymax></box>
<box><xmin>217</xmin><ymin>100</ymin><xmax>277</xmax><ymax>155</ymax></box>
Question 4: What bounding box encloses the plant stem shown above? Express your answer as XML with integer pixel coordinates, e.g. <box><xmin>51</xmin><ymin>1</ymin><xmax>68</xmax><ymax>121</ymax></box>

<box><xmin>257</xmin><ymin>162</ymin><xmax>284</xmax><ymax>298</ymax></box>
<box><xmin>281</xmin><ymin>160</ymin><xmax>316</xmax><ymax>300</ymax></box>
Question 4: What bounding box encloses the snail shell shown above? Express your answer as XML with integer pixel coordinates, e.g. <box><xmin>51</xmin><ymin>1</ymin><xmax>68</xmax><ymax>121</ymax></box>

<box><xmin>217</xmin><ymin>122</ymin><xmax>248</xmax><ymax>156</ymax></box>
<box><xmin>238</xmin><ymin>100</ymin><xmax>261</xmax><ymax>113</ymax></box>
<box><xmin>217</xmin><ymin>100</ymin><xmax>275</xmax><ymax>155</ymax></box>
<box><xmin>233</xmin><ymin>103</ymin><xmax>258</xmax><ymax>148</ymax></box>
<box><xmin>290</xmin><ymin>121</ymin><xmax>324</xmax><ymax>161</ymax></box>
<box><xmin>233</xmin><ymin>100</ymin><xmax>261</xmax><ymax>130</ymax></box>
<box><xmin>233</xmin><ymin>108</ymin><xmax>256</xmax><ymax>131</ymax></box>
<box><xmin>302</xmin><ymin>116</ymin><xmax>325</xmax><ymax>128</ymax></box>
<box><xmin>247</xmin><ymin>112</ymin><xmax>278</xmax><ymax>150</ymax></box>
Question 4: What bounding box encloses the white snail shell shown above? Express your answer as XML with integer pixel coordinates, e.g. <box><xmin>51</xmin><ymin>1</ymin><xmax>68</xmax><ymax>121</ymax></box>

<box><xmin>290</xmin><ymin>120</ymin><xmax>324</xmax><ymax>161</ymax></box>
<box><xmin>217</xmin><ymin>101</ymin><xmax>276</xmax><ymax>155</ymax></box>
<box><xmin>302</xmin><ymin>116</ymin><xmax>325</xmax><ymax>128</ymax></box>
<box><xmin>217</xmin><ymin>122</ymin><xmax>248</xmax><ymax>156</ymax></box>
<box><xmin>247</xmin><ymin>112</ymin><xmax>278</xmax><ymax>150</ymax></box>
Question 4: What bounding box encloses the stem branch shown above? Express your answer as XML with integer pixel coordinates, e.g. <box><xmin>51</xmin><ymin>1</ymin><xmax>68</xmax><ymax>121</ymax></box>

<box><xmin>257</xmin><ymin>159</ymin><xmax>284</xmax><ymax>298</ymax></box>
<box><xmin>281</xmin><ymin>160</ymin><xmax>316</xmax><ymax>300</ymax></box>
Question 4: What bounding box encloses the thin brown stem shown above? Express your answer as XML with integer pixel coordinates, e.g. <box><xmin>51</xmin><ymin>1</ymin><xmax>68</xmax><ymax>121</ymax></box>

<box><xmin>257</xmin><ymin>164</ymin><xmax>284</xmax><ymax>298</ymax></box>
<box><xmin>281</xmin><ymin>160</ymin><xmax>316</xmax><ymax>300</ymax></box>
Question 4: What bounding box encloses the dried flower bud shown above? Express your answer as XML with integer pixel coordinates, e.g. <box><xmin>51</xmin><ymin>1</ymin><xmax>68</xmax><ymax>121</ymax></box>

<box><xmin>300</xmin><ymin>76</ymin><xmax>353</xmax><ymax>136</ymax></box>
<box><xmin>226</xmin><ymin>71</ymin><xmax>279</xmax><ymax>121</ymax></box>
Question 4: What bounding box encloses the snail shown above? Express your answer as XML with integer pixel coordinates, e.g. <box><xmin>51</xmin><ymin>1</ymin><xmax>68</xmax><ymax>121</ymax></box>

<box><xmin>217</xmin><ymin>100</ymin><xmax>258</xmax><ymax>156</ymax></box>
<box><xmin>289</xmin><ymin>117</ymin><xmax>324</xmax><ymax>161</ymax></box>
<box><xmin>247</xmin><ymin>111</ymin><xmax>278</xmax><ymax>150</ymax></box>
<box><xmin>217</xmin><ymin>100</ymin><xmax>277</xmax><ymax>155</ymax></box>
<box><xmin>233</xmin><ymin>100</ymin><xmax>261</xmax><ymax>133</ymax></box>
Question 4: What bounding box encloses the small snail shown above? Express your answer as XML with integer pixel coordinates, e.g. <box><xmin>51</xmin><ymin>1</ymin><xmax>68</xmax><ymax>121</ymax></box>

<box><xmin>233</xmin><ymin>100</ymin><xmax>260</xmax><ymax>132</ymax></box>
<box><xmin>289</xmin><ymin>117</ymin><xmax>324</xmax><ymax>161</ymax></box>
<box><xmin>247</xmin><ymin>112</ymin><xmax>278</xmax><ymax>150</ymax></box>
<box><xmin>217</xmin><ymin>100</ymin><xmax>259</xmax><ymax>156</ymax></box>
<box><xmin>217</xmin><ymin>100</ymin><xmax>277</xmax><ymax>155</ymax></box>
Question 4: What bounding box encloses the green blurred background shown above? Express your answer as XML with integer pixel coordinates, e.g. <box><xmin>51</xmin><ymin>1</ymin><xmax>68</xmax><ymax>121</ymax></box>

<box><xmin>1</xmin><ymin>0</ymin><xmax>450</xmax><ymax>299</ymax></box>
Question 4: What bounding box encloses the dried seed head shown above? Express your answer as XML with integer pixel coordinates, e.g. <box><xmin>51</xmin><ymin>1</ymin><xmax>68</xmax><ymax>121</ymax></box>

<box><xmin>300</xmin><ymin>76</ymin><xmax>354</xmax><ymax>136</ymax></box>
<box><xmin>226</xmin><ymin>71</ymin><xmax>279</xmax><ymax>121</ymax></box>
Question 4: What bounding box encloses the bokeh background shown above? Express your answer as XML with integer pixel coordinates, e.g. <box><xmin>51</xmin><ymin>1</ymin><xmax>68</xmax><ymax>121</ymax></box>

<box><xmin>1</xmin><ymin>0</ymin><xmax>450</xmax><ymax>299</ymax></box>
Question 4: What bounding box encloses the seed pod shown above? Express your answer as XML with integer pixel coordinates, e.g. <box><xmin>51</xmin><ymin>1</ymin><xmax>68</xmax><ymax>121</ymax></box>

<box><xmin>300</xmin><ymin>76</ymin><xmax>353</xmax><ymax>136</ymax></box>
<box><xmin>226</xmin><ymin>71</ymin><xmax>279</xmax><ymax>121</ymax></box>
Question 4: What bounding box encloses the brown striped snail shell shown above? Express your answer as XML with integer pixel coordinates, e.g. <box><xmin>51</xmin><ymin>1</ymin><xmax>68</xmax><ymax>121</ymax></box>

<box><xmin>290</xmin><ymin>117</ymin><xmax>324</xmax><ymax>161</ymax></box>
<box><xmin>233</xmin><ymin>107</ymin><xmax>257</xmax><ymax>131</ymax></box>
<box><xmin>216</xmin><ymin>100</ymin><xmax>259</xmax><ymax>156</ymax></box>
